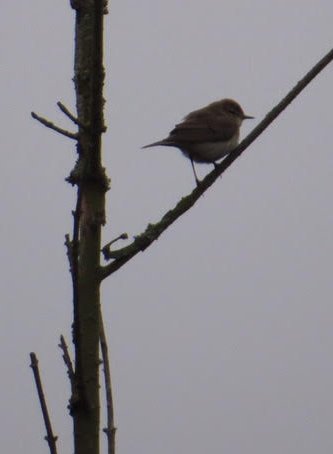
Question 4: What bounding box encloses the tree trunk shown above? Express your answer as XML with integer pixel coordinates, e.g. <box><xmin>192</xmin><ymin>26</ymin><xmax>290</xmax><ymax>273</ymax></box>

<box><xmin>69</xmin><ymin>1</ymin><xmax>108</xmax><ymax>453</ymax></box>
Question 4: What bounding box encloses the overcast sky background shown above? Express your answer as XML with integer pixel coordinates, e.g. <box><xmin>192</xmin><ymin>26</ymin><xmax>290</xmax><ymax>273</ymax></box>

<box><xmin>2</xmin><ymin>1</ymin><xmax>333</xmax><ymax>453</ymax></box>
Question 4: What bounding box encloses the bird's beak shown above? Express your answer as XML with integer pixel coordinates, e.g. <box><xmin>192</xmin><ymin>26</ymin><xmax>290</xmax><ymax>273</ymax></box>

<box><xmin>243</xmin><ymin>114</ymin><xmax>255</xmax><ymax>120</ymax></box>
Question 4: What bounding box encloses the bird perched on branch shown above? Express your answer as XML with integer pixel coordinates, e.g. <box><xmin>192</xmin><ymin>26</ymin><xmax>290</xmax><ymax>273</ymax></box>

<box><xmin>142</xmin><ymin>98</ymin><xmax>254</xmax><ymax>185</ymax></box>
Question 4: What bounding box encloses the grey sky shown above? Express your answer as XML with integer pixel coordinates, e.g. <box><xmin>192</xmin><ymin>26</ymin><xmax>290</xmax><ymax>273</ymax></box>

<box><xmin>1</xmin><ymin>1</ymin><xmax>333</xmax><ymax>453</ymax></box>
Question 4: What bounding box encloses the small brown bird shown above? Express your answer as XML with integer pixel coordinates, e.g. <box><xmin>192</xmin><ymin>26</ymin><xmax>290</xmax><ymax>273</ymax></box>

<box><xmin>142</xmin><ymin>98</ymin><xmax>254</xmax><ymax>184</ymax></box>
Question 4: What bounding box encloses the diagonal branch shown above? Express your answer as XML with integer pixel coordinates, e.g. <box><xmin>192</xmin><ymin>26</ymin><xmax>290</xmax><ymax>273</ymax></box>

<box><xmin>99</xmin><ymin>46</ymin><xmax>333</xmax><ymax>281</ymax></box>
<box><xmin>31</xmin><ymin>111</ymin><xmax>78</xmax><ymax>139</ymax></box>
<box><xmin>29</xmin><ymin>353</ymin><xmax>58</xmax><ymax>454</ymax></box>
<box><xmin>69</xmin><ymin>188</ymin><xmax>83</xmax><ymax>413</ymax></box>
<box><xmin>57</xmin><ymin>101</ymin><xmax>87</xmax><ymax>129</ymax></box>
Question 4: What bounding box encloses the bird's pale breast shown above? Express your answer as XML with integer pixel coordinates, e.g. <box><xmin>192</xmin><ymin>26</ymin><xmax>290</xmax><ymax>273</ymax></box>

<box><xmin>183</xmin><ymin>132</ymin><xmax>240</xmax><ymax>163</ymax></box>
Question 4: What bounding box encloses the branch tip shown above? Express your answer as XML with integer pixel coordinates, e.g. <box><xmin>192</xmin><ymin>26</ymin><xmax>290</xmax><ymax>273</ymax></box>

<box><xmin>101</xmin><ymin>233</ymin><xmax>129</xmax><ymax>260</ymax></box>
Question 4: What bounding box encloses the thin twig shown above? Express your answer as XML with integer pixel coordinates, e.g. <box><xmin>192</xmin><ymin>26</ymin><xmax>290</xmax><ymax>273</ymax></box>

<box><xmin>99</xmin><ymin>46</ymin><xmax>333</xmax><ymax>281</ymax></box>
<box><xmin>31</xmin><ymin>111</ymin><xmax>78</xmax><ymax>139</ymax></box>
<box><xmin>101</xmin><ymin>233</ymin><xmax>128</xmax><ymax>260</ymax></box>
<box><xmin>63</xmin><ymin>196</ymin><xmax>82</xmax><ymax>414</ymax></box>
<box><xmin>29</xmin><ymin>353</ymin><xmax>58</xmax><ymax>454</ymax></box>
<box><xmin>57</xmin><ymin>101</ymin><xmax>85</xmax><ymax>128</ymax></box>
<box><xmin>59</xmin><ymin>335</ymin><xmax>75</xmax><ymax>391</ymax></box>
<box><xmin>99</xmin><ymin>310</ymin><xmax>116</xmax><ymax>454</ymax></box>
<box><xmin>71</xmin><ymin>189</ymin><xmax>81</xmax><ymax>337</ymax></box>
<box><xmin>66</xmin><ymin>188</ymin><xmax>93</xmax><ymax>413</ymax></box>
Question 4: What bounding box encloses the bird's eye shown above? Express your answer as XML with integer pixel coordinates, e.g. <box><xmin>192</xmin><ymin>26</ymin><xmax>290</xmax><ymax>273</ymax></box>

<box><xmin>227</xmin><ymin>106</ymin><xmax>242</xmax><ymax>117</ymax></box>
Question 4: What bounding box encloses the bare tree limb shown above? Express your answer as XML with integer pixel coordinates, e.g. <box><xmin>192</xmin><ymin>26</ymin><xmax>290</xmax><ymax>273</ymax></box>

<box><xmin>69</xmin><ymin>188</ymin><xmax>83</xmax><ymax>414</ymax></box>
<box><xmin>57</xmin><ymin>101</ymin><xmax>83</xmax><ymax>128</ymax></box>
<box><xmin>59</xmin><ymin>335</ymin><xmax>75</xmax><ymax>390</ymax></box>
<box><xmin>29</xmin><ymin>353</ymin><xmax>58</xmax><ymax>454</ymax></box>
<box><xmin>70</xmin><ymin>1</ymin><xmax>107</xmax><ymax>450</ymax></box>
<box><xmin>101</xmin><ymin>233</ymin><xmax>128</xmax><ymax>260</ymax></box>
<box><xmin>31</xmin><ymin>111</ymin><xmax>78</xmax><ymax>139</ymax></box>
<box><xmin>99</xmin><ymin>46</ymin><xmax>333</xmax><ymax>281</ymax></box>
<box><xmin>63</xmin><ymin>196</ymin><xmax>82</xmax><ymax>416</ymax></box>
<box><xmin>99</xmin><ymin>311</ymin><xmax>116</xmax><ymax>454</ymax></box>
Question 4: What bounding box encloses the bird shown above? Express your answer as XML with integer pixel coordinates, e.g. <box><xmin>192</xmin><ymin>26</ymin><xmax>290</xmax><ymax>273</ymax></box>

<box><xmin>142</xmin><ymin>98</ymin><xmax>254</xmax><ymax>185</ymax></box>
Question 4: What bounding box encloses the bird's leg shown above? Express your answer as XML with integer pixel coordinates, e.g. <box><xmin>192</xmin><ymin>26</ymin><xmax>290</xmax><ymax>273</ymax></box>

<box><xmin>213</xmin><ymin>161</ymin><xmax>223</xmax><ymax>179</ymax></box>
<box><xmin>190</xmin><ymin>158</ymin><xmax>201</xmax><ymax>186</ymax></box>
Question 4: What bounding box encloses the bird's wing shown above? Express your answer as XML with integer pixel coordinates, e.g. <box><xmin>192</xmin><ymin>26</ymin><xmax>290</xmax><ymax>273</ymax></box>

<box><xmin>168</xmin><ymin>113</ymin><xmax>237</xmax><ymax>143</ymax></box>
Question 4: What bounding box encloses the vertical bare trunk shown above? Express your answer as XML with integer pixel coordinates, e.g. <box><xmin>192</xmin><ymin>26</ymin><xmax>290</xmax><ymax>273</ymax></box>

<box><xmin>69</xmin><ymin>1</ymin><xmax>108</xmax><ymax>453</ymax></box>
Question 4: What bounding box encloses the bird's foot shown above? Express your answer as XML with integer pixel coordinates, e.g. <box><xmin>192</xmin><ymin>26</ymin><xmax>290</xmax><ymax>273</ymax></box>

<box><xmin>195</xmin><ymin>177</ymin><xmax>201</xmax><ymax>187</ymax></box>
